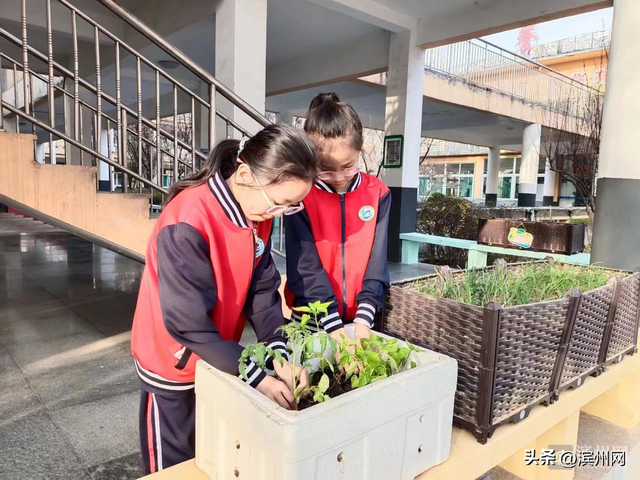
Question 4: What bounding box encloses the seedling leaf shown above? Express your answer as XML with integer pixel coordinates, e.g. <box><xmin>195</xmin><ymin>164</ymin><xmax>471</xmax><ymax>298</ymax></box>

<box><xmin>273</xmin><ymin>349</ymin><xmax>284</xmax><ymax>367</ymax></box>
<box><xmin>318</xmin><ymin>373</ymin><xmax>330</xmax><ymax>394</ymax></box>
<box><xmin>346</xmin><ymin>361</ymin><xmax>358</xmax><ymax>379</ymax></box>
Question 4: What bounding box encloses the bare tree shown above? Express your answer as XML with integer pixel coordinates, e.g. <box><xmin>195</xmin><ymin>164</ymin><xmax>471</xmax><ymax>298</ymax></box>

<box><xmin>360</xmin><ymin>128</ymin><xmax>385</xmax><ymax>174</ymax></box>
<box><xmin>126</xmin><ymin>113</ymin><xmax>195</xmax><ymax>193</ymax></box>
<box><xmin>540</xmin><ymin>49</ymin><xmax>607</xmax><ymax>227</ymax></box>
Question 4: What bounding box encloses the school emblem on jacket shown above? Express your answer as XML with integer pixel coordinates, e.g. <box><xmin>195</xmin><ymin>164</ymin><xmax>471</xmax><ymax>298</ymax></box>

<box><xmin>255</xmin><ymin>237</ymin><xmax>265</xmax><ymax>258</ymax></box>
<box><xmin>359</xmin><ymin>205</ymin><xmax>375</xmax><ymax>222</ymax></box>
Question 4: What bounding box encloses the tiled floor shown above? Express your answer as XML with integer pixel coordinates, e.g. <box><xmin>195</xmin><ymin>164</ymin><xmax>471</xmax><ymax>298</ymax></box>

<box><xmin>0</xmin><ymin>213</ymin><xmax>145</xmax><ymax>479</ymax></box>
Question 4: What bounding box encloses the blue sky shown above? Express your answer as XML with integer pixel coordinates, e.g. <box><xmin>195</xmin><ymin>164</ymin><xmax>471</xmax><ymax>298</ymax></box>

<box><xmin>483</xmin><ymin>7</ymin><xmax>613</xmax><ymax>52</ymax></box>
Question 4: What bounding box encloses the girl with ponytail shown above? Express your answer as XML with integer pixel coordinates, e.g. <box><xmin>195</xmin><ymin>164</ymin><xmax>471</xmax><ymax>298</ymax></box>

<box><xmin>132</xmin><ymin>123</ymin><xmax>318</xmax><ymax>473</ymax></box>
<box><xmin>285</xmin><ymin>93</ymin><xmax>391</xmax><ymax>356</ymax></box>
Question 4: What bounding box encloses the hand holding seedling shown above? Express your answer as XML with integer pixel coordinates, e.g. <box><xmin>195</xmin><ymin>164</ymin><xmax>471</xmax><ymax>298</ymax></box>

<box><xmin>240</xmin><ymin>299</ymin><xmax>421</xmax><ymax>410</ymax></box>
<box><xmin>273</xmin><ymin>360</ymin><xmax>309</xmax><ymax>396</ymax></box>
<box><xmin>256</xmin><ymin>376</ymin><xmax>297</xmax><ymax>410</ymax></box>
<box><xmin>330</xmin><ymin>328</ymin><xmax>363</xmax><ymax>374</ymax></box>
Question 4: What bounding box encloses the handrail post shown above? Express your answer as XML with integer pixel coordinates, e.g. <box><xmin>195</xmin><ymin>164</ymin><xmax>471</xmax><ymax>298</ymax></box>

<box><xmin>209</xmin><ymin>84</ymin><xmax>216</xmax><ymax>152</ymax></box>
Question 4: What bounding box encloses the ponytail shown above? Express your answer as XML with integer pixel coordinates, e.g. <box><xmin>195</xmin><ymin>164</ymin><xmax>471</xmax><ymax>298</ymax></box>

<box><xmin>165</xmin><ymin>123</ymin><xmax>318</xmax><ymax>205</ymax></box>
<box><xmin>304</xmin><ymin>92</ymin><xmax>363</xmax><ymax>152</ymax></box>
<box><xmin>164</xmin><ymin>140</ymin><xmax>239</xmax><ymax>204</ymax></box>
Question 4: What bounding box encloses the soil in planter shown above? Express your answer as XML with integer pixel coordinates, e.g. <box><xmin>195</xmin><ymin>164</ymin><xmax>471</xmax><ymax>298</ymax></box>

<box><xmin>297</xmin><ymin>370</ymin><xmax>353</xmax><ymax>411</ymax></box>
<box><xmin>411</xmin><ymin>262</ymin><xmax>623</xmax><ymax>307</ymax></box>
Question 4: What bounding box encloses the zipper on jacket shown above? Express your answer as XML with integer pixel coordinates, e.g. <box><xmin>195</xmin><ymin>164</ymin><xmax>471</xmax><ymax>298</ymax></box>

<box><xmin>340</xmin><ymin>194</ymin><xmax>347</xmax><ymax>319</ymax></box>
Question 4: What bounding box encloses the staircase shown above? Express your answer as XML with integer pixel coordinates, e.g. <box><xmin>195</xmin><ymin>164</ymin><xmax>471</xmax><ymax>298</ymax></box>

<box><xmin>0</xmin><ymin>0</ymin><xmax>275</xmax><ymax>260</ymax></box>
<box><xmin>0</xmin><ymin>211</ymin><xmax>62</xmax><ymax>235</ymax></box>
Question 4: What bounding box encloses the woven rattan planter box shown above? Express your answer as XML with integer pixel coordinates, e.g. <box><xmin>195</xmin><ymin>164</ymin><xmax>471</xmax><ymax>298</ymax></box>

<box><xmin>478</xmin><ymin>219</ymin><xmax>586</xmax><ymax>255</ymax></box>
<box><xmin>380</xmin><ymin>265</ymin><xmax>640</xmax><ymax>444</ymax></box>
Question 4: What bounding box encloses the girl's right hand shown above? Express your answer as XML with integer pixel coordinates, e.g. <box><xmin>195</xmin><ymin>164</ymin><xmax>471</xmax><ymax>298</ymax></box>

<box><xmin>256</xmin><ymin>376</ymin><xmax>297</xmax><ymax>410</ymax></box>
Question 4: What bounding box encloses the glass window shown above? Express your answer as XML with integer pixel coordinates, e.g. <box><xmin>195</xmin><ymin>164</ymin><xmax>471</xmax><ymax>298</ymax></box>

<box><xmin>459</xmin><ymin>177</ymin><xmax>474</xmax><ymax>197</ymax></box>
<box><xmin>515</xmin><ymin>158</ymin><xmax>522</xmax><ymax>174</ymax></box>
<box><xmin>460</xmin><ymin>163</ymin><xmax>475</xmax><ymax>175</ymax></box>
<box><xmin>499</xmin><ymin>177</ymin><xmax>512</xmax><ymax>198</ymax></box>
<box><xmin>483</xmin><ymin>159</ymin><xmax>488</xmax><ymax>174</ymax></box>
<box><xmin>419</xmin><ymin>177</ymin><xmax>429</xmax><ymax>197</ymax></box>
<box><xmin>500</xmin><ymin>158</ymin><xmax>515</xmax><ymax>175</ymax></box>
<box><xmin>431</xmin><ymin>176</ymin><xmax>445</xmax><ymax>194</ymax></box>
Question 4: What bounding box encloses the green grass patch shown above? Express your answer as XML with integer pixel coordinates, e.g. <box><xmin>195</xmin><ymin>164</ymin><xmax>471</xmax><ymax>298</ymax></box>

<box><xmin>412</xmin><ymin>263</ymin><xmax>620</xmax><ymax>307</ymax></box>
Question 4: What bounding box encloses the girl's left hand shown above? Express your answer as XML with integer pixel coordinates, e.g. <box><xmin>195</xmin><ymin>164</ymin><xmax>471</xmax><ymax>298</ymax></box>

<box><xmin>273</xmin><ymin>359</ymin><xmax>309</xmax><ymax>394</ymax></box>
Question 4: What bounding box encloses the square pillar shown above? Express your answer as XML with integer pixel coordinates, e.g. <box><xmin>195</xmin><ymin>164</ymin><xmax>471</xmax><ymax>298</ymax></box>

<box><xmin>64</xmin><ymin>93</ymin><xmax>82</xmax><ymax>166</ymax></box>
<box><xmin>543</xmin><ymin>159</ymin><xmax>559</xmax><ymax>206</ymax></box>
<box><xmin>519</xmin><ymin>124</ymin><xmax>541</xmax><ymax>207</ymax></box>
<box><xmin>485</xmin><ymin>147</ymin><xmax>500</xmax><ymax>206</ymax></box>
<box><xmin>215</xmin><ymin>0</ymin><xmax>267</xmax><ymax>140</ymax></box>
<box><xmin>98</xmin><ymin>128</ymin><xmax>110</xmax><ymax>191</ymax></box>
<box><xmin>591</xmin><ymin>0</ymin><xmax>640</xmax><ymax>270</ymax></box>
<box><xmin>381</xmin><ymin>29</ymin><xmax>423</xmax><ymax>263</ymax></box>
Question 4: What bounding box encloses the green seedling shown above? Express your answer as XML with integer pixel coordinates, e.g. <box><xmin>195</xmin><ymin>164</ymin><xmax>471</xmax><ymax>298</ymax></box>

<box><xmin>335</xmin><ymin>333</ymin><xmax>420</xmax><ymax>390</ymax></box>
<box><xmin>276</xmin><ymin>300</ymin><xmax>336</xmax><ymax>402</ymax></box>
<box><xmin>240</xmin><ymin>300</ymin><xmax>421</xmax><ymax>408</ymax></box>
<box><xmin>238</xmin><ymin>342</ymin><xmax>281</xmax><ymax>380</ymax></box>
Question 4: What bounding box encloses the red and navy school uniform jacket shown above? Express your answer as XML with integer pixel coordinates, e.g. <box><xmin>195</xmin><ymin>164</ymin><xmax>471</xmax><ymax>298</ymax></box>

<box><xmin>131</xmin><ymin>171</ymin><xmax>288</xmax><ymax>392</ymax></box>
<box><xmin>284</xmin><ymin>172</ymin><xmax>391</xmax><ymax>333</ymax></box>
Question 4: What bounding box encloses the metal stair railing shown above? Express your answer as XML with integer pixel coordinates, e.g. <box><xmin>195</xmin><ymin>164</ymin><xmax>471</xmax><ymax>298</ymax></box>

<box><xmin>0</xmin><ymin>0</ymin><xmax>270</xmax><ymax>195</ymax></box>
<box><xmin>0</xmin><ymin>0</ymin><xmax>287</xmax><ymax>257</ymax></box>
<box><xmin>424</xmin><ymin>37</ymin><xmax>604</xmax><ymax>116</ymax></box>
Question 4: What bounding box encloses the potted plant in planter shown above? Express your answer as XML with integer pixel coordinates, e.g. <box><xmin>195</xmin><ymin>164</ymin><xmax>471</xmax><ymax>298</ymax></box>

<box><xmin>194</xmin><ymin>302</ymin><xmax>458</xmax><ymax>480</ymax></box>
<box><xmin>381</xmin><ymin>261</ymin><xmax>640</xmax><ymax>444</ymax></box>
<box><xmin>477</xmin><ymin>218</ymin><xmax>586</xmax><ymax>254</ymax></box>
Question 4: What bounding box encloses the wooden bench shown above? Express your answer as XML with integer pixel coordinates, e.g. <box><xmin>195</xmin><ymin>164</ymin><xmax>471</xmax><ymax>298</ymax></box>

<box><xmin>400</xmin><ymin>232</ymin><xmax>591</xmax><ymax>269</ymax></box>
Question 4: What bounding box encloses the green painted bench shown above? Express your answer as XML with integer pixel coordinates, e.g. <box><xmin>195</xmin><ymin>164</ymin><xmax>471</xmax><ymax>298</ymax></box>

<box><xmin>400</xmin><ymin>232</ymin><xmax>591</xmax><ymax>268</ymax></box>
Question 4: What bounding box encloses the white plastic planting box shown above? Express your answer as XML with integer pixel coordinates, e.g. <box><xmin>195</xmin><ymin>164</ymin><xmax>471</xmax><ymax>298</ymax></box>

<box><xmin>195</xmin><ymin>328</ymin><xmax>457</xmax><ymax>480</ymax></box>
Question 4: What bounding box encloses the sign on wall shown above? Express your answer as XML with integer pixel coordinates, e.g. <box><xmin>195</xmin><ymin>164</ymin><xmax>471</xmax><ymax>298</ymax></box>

<box><xmin>383</xmin><ymin>135</ymin><xmax>403</xmax><ymax>168</ymax></box>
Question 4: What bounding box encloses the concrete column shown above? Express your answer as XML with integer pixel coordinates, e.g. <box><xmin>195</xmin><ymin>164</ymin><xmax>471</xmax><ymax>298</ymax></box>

<box><xmin>98</xmin><ymin>129</ymin><xmax>110</xmax><ymax>191</ymax></box>
<box><xmin>542</xmin><ymin>159</ymin><xmax>558</xmax><ymax>206</ymax></box>
<box><xmin>35</xmin><ymin>143</ymin><xmax>45</xmax><ymax>164</ymax></box>
<box><xmin>276</xmin><ymin>110</ymin><xmax>294</xmax><ymax>127</ymax></box>
<box><xmin>194</xmin><ymin>83</ymin><xmax>211</xmax><ymax>156</ymax></box>
<box><xmin>519</xmin><ymin>123</ymin><xmax>541</xmax><ymax>207</ymax></box>
<box><xmin>3</xmin><ymin>115</ymin><xmax>17</xmax><ymax>134</ymax></box>
<box><xmin>473</xmin><ymin>158</ymin><xmax>484</xmax><ymax>200</ymax></box>
<box><xmin>215</xmin><ymin>0</ymin><xmax>267</xmax><ymax>140</ymax></box>
<box><xmin>64</xmin><ymin>94</ymin><xmax>81</xmax><ymax>166</ymax></box>
<box><xmin>380</xmin><ymin>29</ymin><xmax>424</xmax><ymax>263</ymax></box>
<box><xmin>592</xmin><ymin>0</ymin><xmax>640</xmax><ymax>270</ymax></box>
<box><xmin>485</xmin><ymin>147</ymin><xmax>500</xmax><ymax>206</ymax></box>
<box><xmin>81</xmin><ymin>107</ymin><xmax>93</xmax><ymax>167</ymax></box>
